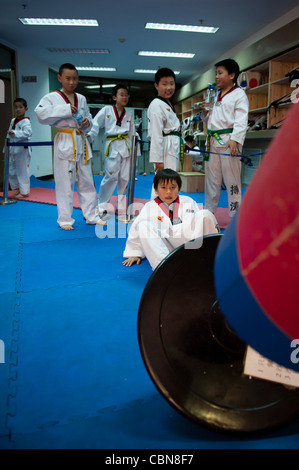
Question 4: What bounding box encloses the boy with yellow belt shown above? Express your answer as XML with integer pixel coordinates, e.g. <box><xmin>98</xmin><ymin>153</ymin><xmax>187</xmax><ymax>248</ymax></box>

<box><xmin>35</xmin><ymin>63</ymin><xmax>106</xmax><ymax>230</ymax></box>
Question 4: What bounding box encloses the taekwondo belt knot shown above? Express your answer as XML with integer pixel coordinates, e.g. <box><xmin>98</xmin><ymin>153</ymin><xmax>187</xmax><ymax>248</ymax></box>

<box><xmin>205</xmin><ymin>128</ymin><xmax>234</xmax><ymax>161</ymax></box>
<box><xmin>105</xmin><ymin>133</ymin><xmax>130</xmax><ymax>156</ymax></box>
<box><xmin>57</xmin><ymin>129</ymin><xmax>88</xmax><ymax>164</ymax></box>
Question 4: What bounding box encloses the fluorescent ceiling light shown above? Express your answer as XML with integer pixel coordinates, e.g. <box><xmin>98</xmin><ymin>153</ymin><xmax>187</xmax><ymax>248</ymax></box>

<box><xmin>145</xmin><ymin>22</ymin><xmax>219</xmax><ymax>33</ymax></box>
<box><xmin>138</xmin><ymin>51</ymin><xmax>194</xmax><ymax>58</ymax></box>
<box><xmin>134</xmin><ymin>69</ymin><xmax>180</xmax><ymax>75</ymax></box>
<box><xmin>19</xmin><ymin>18</ymin><xmax>99</xmax><ymax>26</ymax></box>
<box><xmin>86</xmin><ymin>84</ymin><xmax>116</xmax><ymax>89</ymax></box>
<box><xmin>49</xmin><ymin>48</ymin><xmax>109</xmax><ymax>53</ymax></box>
<box><xmin>76</xmin><ymin>67</ymin><xmax>116</xmax><ymax>71</ymax></box>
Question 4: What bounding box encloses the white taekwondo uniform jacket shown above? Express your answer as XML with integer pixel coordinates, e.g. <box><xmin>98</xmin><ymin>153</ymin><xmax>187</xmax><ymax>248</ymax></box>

<box><xmin>123</xmin><ymin>195</ymin><xmax>219</xmax><ymax>270</ymax></box>
<box><xmin>147</xmin><ymin>97</ymin><xmax>181</xmax><ymax>170</ymax></box>
<box><xmin>35</xmin><ymin>90</ymin><xmax>100</xmax><ymax>227</ymax></box>
<box><xmin>7</xmin><ymin>116</ymin><xmax>32</xmax><ymax>194</ymax></box>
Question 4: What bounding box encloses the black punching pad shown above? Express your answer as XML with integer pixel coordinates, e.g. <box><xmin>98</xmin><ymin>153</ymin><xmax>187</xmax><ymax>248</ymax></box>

<box><xmin>137</xmin><ymin>234</ymin><xmax>299</xmax><ymax>433</ymax></box>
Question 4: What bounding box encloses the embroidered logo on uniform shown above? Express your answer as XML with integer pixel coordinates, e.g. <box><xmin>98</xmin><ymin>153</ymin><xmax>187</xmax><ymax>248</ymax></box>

<box><xmin>166</xmin><ymin>108</ymin><xmax>170</xmax><ymax>112</ymax></box>
<box><xmin>107</xmin><ymin>114</ymin><xmax>110</xmax><ymax>118</ymax></box>
<box><xmin>157</xmin><ymin>216</ymin><xmax>164</xmax><ymax>221</ymax></box>
<box><xmin>186</xmin><ymin>209</ymin><xmax>195</xmax><ymax>213</ymax></box>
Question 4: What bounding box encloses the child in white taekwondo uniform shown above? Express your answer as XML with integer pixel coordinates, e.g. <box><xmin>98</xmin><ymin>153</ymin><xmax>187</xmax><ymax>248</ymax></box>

<box><xmin>147</xmin><ymin>68</ymin><xmax>184</xmax><ymax>198</ymax></box>
<box><xmin>201</xmin><ymin>59</ymin><xmax>249</xmax><ymax>217</ymax></box>
<box><xmin>122</xmin><ymin>169</ymin><xmax>219</xmax><ymax>271</ymax></box>
<box><xmin>88</xmin><ymin>85</ymin><xmax>135</xmax><ymax>217</ymax></box>
<box><xmin>7</xmin><ymin>98</ymin><xmax>32</xmax><ymax>197</ymax></box>
<box><xmin>35</xmin><ymin>63</ymin><xmax>106</xmax><ymax>230</ymax></box>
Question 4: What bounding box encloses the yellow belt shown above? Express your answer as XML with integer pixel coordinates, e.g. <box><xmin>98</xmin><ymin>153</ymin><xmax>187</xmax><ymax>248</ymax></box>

<box><xmin>57</xmin><ymin>129</ymin><xmax>88</xmax><ymax>164</ymax></box>
<box><xmin>105</xmin><ymin>134</ymin><xmax>130</xmax><ymax>156</ymax></box>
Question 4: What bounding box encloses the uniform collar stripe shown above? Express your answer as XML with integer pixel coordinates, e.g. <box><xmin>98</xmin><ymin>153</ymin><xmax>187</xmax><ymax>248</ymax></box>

<box><xmin>217</xmin><ymin>84</ymin><xmax>239</xmax><ymax>102</ymax></box>
<box><xmin>56</xmin><ymin>89</ymin><xmax>78</xmax><ymax>108</ymax></box>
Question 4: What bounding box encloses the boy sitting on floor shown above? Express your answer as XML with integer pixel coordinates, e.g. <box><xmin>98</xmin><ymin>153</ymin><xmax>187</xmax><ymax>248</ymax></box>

<box><xmin>122</xmin><ymin>169</ymin><xmax>219</xmax><ymax>270</ymax></box>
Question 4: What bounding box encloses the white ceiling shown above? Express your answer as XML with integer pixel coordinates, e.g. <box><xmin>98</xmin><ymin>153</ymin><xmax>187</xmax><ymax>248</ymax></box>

<box><xmin>0</xmin><ymin>0</ymin><xmax>299</xmax><ymax>86</ymax></box>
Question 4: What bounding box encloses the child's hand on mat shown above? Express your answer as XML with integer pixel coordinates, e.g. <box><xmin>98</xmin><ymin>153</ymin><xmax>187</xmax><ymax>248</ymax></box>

<box><xmin>122</xmin><ymin>257</ymin><xmax>141</xmax><ymax>267</ymax></box>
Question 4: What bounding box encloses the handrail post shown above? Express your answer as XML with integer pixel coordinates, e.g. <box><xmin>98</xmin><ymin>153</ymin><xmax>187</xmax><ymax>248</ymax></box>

<box><xmin>0</xmin><ymin>139</ymin><xmax>17</xmax><ymax>205</ymax></box>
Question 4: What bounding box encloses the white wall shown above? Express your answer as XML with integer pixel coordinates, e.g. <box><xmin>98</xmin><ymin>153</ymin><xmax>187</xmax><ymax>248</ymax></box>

<box><xmin>17</xmin><ymin>51</ymin><xmax>53</xmax><ymax>177</ymax></box>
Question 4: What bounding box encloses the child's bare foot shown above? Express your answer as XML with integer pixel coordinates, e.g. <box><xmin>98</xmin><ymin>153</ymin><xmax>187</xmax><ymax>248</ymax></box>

<box><xmin>61</xmin><ymin>224</ymin><xmax>74</xmax><ymax>230</ymax></box>
<box><xmin>96</xmin><ymin>219</ymin><xmax>107</xmax><ymax>226</ymax></box>
<box><xmin>16</xmin><ymin>193</ymin><xmax>29</xmax><ymax>198</ymax></box>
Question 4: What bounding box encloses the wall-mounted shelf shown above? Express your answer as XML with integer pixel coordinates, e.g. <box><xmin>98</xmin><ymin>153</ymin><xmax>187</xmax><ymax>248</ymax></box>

<box><xmin>247</xmin><ymin>47</ymin><xmax>299</xmax><ymax>129</ymax></box>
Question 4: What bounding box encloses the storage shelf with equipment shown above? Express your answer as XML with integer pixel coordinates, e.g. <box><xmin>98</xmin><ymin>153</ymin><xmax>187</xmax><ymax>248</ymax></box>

<box><xmin>246</xmin><ymin>46</ymin><xmax>299</xmax><ymax>131</ymax></box>
<box><xmin>175</xmin><ymin>46</ymin><xmax>299</xmax><ymax>143</ymax></box>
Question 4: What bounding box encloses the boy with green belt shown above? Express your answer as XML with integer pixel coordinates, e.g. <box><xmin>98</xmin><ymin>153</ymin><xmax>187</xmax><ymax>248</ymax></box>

<box><xmin>88</xmin><ymin>84</ymin><xmax>135</xmax><ymax>216</ymax></box>
<box><xmin>201</xmin><ymin>59</ymin><xmax>249</xmax><ymax>217</ymax></box>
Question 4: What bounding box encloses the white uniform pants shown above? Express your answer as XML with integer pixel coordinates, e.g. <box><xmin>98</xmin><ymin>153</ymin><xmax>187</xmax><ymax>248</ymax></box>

<box><xmin>138</xmin><ymin>209</ymin><xmax>218</xmax><ymax>270</ymax></box>
<box><xmin>204</xmin><ymin>139</ymin><xmax>242</xmax><ymax>217</ymax></box>
<box><xmin>54</xmin><ymin>155</ymin><xmax>99</xmax><ymax>227</ymax></box>
<box><xmin>9</xmin><ymin>151</ymin><xmax>30</xmax><ymax>195</ymax></box>
<box><xmin>98</xmin><ymin>153</ymin><xmax>130</xmax><ymax>213</ymax></box>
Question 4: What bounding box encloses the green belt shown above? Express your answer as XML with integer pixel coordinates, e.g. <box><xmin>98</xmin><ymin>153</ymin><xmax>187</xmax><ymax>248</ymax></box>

<box><xmin>163</xmin><ymin>130</ymin><xmax>184</xmax><ymax>168</ymax></box>
<box><xmin>105</xmin><ymin>133</ymin><xmax>129</xmax><ymax>156</ymax></box>
<box><xmin>205</xmin><ymin>128</ymin><xmax>234</xmax><ymax>161</ymax></box>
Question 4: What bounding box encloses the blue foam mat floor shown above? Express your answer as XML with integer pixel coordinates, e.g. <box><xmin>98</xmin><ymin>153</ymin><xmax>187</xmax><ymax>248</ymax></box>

<box><xmin>0</xmin><ymin>175</ymin><xmax>298</xmax><ymax>450</ymax></box>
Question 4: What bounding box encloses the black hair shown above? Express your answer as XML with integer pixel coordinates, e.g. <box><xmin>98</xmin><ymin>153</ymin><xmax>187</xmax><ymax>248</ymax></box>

<box><xmin>112</xmin><ymin>84</ymin><xmax>129</xmax><ymax>97</ymax></box>
<box><xmin>154</xmin><ymin>68</ymin><xmax>175</xmax><ymax>84</ymax></box>
<box><xmin>58</xmin><ymin>63</ymin><xmax>77</xmax><ymax>76</ymax></box>
<box><xmin>153</xmin><ymin>169</ymin><xmax>182</xmax><ymax>190</ymax></box>
<box><xmin>215</xmin><ymin>59</ymin><xmax>240</xmax><ymax>82</ymax></box>
<box><xmin>185</xmin><ymin>135</ymin><xmax>194</xmax><ymax>143</ymax></box>
<box><xmin>14</xmin><ymin>97</ymin><xmax>27</xmax><ymax>108</ymax></box>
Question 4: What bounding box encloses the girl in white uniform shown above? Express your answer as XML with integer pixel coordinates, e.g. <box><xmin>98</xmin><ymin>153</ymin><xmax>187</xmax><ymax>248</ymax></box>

<box><xmin>123</xmin><ymin>169</ymin><xmax>219</xmax><ymax>271</ymax></box>
<box><xmin>202</xmin><ymin>59</ymin><xmax>249</xmax><ymax>217</ymax></box>
<box><xmin>7</xmin><ymin>98</ymin><xmax>32</xmax><ymax>197</ymax></box>
<box><xmin>88</xmin><ymin>85</ymin><xmax>135</xmax><ymax>215</ymax></box>
<box><xmin>147</xmin><ymin>68</ymin><xmax>183</xmax><ymax>198</ymax></box>
<box><xmin>35</xmin><ymin>63</ymin><xmax>105</xmax><ymax>230</ymax></box>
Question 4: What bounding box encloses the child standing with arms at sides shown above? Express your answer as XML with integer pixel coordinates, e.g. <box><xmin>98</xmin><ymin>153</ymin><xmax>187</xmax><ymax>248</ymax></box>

<box><xmin>7</xmin><ymin>98</ymin><xmax>32</xmax><ymax>197</ymax></box>
<box><xmin>122</xmin><ymin>169</ymin><xmax>219</xmax><ymax>271</ymax></box>
<box><xmin>35</xmin><ymin>63</ymin><xmax>106</xmax><ymax>230</ymax></box>
<box><xmin>87</xmin><ymin>84</ymin><xmax>135</xmax><ymax>217</ymax></box>
<box><xmin>201</xmin><ymin>59</ymin><xmax>249</xmax><ymax>217</ymax></box>
<box><xmin>147</xmin><ymin>68</ymin><xmax>183</xmax><ymax>197</ymax></box>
